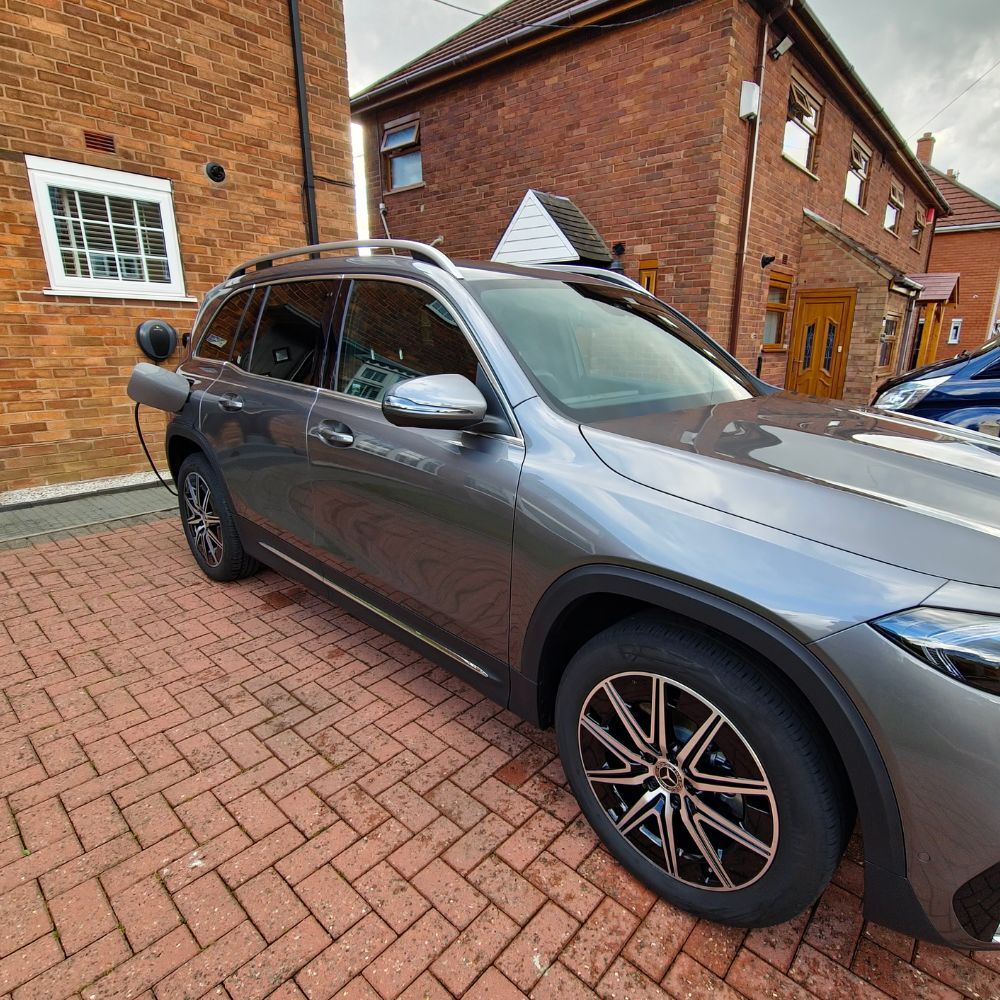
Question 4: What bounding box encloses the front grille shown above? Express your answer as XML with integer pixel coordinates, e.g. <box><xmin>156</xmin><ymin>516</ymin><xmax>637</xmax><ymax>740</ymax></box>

<box><xmin>954</xmin><ymin>862</ymin><xmax>1000</xmax><ymax>942</ymax></box>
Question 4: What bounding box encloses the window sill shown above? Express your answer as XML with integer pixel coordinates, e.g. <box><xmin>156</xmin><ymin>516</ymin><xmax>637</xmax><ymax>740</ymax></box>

<box><xmin>884</xmin><ymin>228</ymin><xmax>900</xmax><ymax>239</ymax></box>
<box><xmin>762</xmin><ymin>344</ymin><xmax>788</xmax><ymax>353</ymax></box>
<box><xmin>782</xmin><ymin>154</ymin><xmax>819</xmax><ymax>181</ymax></box>
<box><xmin>384</xmin><ymin>182</ymin><xmax>426</xmax><ymax>195</ymax></box>
<box><xmin>844</xmin><ymin>198</ymin><xmax>868</xmax><ymax>215</ymax></box>
<box><xmin>44</xmin><ymin>288</ymin><xmax>197</xmax><ymax>303</ymax></box>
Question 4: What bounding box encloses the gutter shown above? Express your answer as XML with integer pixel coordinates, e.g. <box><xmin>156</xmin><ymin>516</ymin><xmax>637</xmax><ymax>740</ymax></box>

<box><xmin>288</xmin><ymin>0</ymin><xmax>320</xmax><ymax>245</ymax></box>
<box><xmin>935</xmin><ymin>222</ymin><xmax>1000</xmax><ymax>234</ymax></box>
<box><xmin>350</xmin><ymin>0</ymin><xmax>653</xmax><ymax>113</ymax></box>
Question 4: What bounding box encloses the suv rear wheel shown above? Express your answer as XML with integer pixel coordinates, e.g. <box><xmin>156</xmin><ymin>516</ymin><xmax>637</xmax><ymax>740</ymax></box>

<box><xmin>177</xmin><ymin>453</ymin><xmax>259</xmax><ymax>582</ymax></box>
<box><xmin>555</xmin><ymin>614</ymin><xmax>846</xmax><ymax>926</ymax></box>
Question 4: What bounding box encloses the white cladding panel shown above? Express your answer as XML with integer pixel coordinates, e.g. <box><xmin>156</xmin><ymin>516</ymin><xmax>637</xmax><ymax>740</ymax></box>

<box><xmin>492</xmin><ymin>190</ymin><xmax>580</xmax><ymax>264</ymax></box>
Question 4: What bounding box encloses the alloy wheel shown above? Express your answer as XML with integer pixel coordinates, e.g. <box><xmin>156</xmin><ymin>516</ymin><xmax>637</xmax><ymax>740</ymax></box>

<box><xmin>578</xmin><ymin>671</ymin><xmax>778</xmax><ymax>890</ymax></box>
<box><xmin>183</xmin><ymin>472</ymin><xmax>224</xmax><ymax>568</ymax></box>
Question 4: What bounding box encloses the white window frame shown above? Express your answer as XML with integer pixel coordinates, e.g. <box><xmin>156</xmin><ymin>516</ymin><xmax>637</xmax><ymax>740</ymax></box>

<box><xmin>26</xmin><ymin>155</ymin><xmax>191</xmax><ymax>301</ymax></box>
<box><xmin>948</xmin><ymin>318</ymin><xmax>962</xmax><ymax>344</ymax></box>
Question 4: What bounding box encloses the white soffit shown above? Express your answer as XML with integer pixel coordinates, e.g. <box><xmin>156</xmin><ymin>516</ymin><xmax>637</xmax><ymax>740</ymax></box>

<box><xmin>492</xmin><ymin>189</ymin><xmax>580</xmax><ymax>264</ymax></box>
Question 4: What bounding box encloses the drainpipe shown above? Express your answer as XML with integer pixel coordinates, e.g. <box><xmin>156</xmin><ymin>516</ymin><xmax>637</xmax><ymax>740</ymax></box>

<box><xmin>288</xmin><ymin>0</ymin><xmax>320</xmax><ymax>246</ymax></box>
<box><xmin>728</xmin><ymin>1</ymin><xmax>792</xmax><ymax>355</ymax></box>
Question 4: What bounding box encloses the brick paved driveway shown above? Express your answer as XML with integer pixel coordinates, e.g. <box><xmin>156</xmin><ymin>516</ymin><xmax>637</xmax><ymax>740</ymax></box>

<box><xmin>1</xmin><ymin>515</ymin><xmax>998</xmax><ymax>1000</ymax></box>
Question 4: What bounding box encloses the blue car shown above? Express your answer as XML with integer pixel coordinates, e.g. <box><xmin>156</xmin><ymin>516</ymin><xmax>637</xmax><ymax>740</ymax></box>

<box><xmin>874</xmin><ymin>334</ymin><xmax>1000</xmax><ymax>437</ymax></box>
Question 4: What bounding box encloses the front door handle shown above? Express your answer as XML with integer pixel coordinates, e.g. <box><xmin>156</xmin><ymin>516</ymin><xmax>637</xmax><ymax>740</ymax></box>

<box><xmin>315</xmin><ymin>421</ymin><xmax>354</xmax><ymax>447</ymax></box>
<box><xmin>218</xmin><ymin>393</ymin><xmax>244</xmax><ymax>412</ymax></box>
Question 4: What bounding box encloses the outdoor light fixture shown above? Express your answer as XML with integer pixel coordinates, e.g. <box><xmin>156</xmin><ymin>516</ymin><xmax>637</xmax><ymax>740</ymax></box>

<box><xmin>761</xmin><ymin>254</ymin><xmax>776</xmax><ymax>268</ymax></box>
<box><xmin>610</xmin><ymin>242</ymin><xmax>626</xmax><ymax>273</ymax></box>
<box><xmin>769</xmin><ymin>35</ymin><xmax>794</xmax><ymax>59</ymax></box>
<box><xmin>205</xmin><ymin>162</ymin><xmax>227</xmax><ymax>183</ymax></box>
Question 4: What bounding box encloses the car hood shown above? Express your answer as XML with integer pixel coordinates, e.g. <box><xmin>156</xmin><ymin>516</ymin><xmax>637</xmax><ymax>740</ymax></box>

<box><xmin>581</xmin><ymin>394</ymin><xmax>1000</xmax><ymax>588</ymax></box>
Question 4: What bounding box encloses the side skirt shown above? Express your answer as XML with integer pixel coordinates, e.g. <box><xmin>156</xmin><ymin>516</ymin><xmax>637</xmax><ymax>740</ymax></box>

<box><xmin>238</xmin><ymin>517</ymin><xmax>510</xmax><ymax>709</ymax></box>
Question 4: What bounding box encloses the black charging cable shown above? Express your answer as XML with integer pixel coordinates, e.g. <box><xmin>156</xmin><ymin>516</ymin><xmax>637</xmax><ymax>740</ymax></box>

<box><xmin>133</xmin><ymin>402</ymin><xmax>178</xmax><ymax>497</ymax></box>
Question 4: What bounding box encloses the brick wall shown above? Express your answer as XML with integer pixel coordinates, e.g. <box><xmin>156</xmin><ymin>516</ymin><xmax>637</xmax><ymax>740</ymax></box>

<box><xmin>355</xmin><ymin>0</ymin><xmax>940</xmax><ymax>402</ymax></box>
<box><xmin>0</xmin><ymin>0</ymin><xmax>355</xmax><ymax>491</ymax></box>
<box><xmin>928</xmin><ymin>229</ymin><xmax>1000</xmax><ymax>360</ymax></box>
<box><xmin>722</xmin><ymin>1</ymin><xmax>932</xmax><ymax>379</ymax></box>
<box><xmin>795</xmin><ymin>224</ymin><xmax>913</xmax><ymax>403</ymax></box>
<box><xmin>357</xmin><ymin>0</ymin><xmax>740</xmax><ymax>334</ymax></box>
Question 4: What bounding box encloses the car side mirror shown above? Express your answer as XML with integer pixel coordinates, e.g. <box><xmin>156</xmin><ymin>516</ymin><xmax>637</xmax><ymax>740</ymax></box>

<box><xmin>382</xmin><ymin>373</ymin><xmax>488</xmax><ymax>430</ymax></box>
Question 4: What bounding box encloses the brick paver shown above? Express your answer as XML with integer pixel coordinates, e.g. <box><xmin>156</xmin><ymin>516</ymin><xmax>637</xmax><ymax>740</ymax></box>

<box><xmin>0</xmin><ymin>515</ymin><xmax>997</xmax><ymax>998</ymax></box>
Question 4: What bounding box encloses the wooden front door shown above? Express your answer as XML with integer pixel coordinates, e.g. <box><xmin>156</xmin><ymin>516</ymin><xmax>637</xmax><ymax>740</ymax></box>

<box><xmin>786</xmin><ymin>289</ymin><xmax>856</xmax><ymax>398</ymax></box>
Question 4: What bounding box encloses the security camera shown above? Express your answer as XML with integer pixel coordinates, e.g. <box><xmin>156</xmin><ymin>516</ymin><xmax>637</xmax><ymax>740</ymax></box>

<box><xmin>769</xmin><ymin>35</ymin><xmax>794</xmax><ymax>59</ymax></box>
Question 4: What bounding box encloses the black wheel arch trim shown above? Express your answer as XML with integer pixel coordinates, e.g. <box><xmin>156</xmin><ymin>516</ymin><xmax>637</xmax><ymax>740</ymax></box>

<box><xmin>517</xmin><ymin>564</ymin><xmax>907</xmax><ymax>879</ymax></box>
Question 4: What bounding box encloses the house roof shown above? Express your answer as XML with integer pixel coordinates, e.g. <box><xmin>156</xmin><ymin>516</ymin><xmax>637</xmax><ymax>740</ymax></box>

<box><xmin>906</xmin><ymin>272</ymin><xmax>961</xmax><ymax>304</ymax></box>
<box><xmin>492</xmin><ymin>189</ymin><xmax>613</xmax><ymax>264</ymax></box>
<box><xmin>349</xmin><ymin>0</ymin><xmax>948</xmax><ymax>214</ymax></box>
<box><xmin>802</xmin><ymin>209</ymin><xmax>921</xmax><ymax>289</ymax></box>
<box><xmin>927</xmin><ymin>167</ymin><xmax>1000</xmax><ymax>230</ymax></box>
<box><xmin>355</xmin><ymin>0</ymin><xmax>588</xmax><ymax>100</ymax></box>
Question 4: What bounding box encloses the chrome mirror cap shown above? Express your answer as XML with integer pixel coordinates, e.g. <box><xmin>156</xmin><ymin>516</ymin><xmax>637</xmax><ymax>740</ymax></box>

<box><xmin>382</xmin><ymin>373</ymin><xmax>488</xmax><ymax>430</ymax></box>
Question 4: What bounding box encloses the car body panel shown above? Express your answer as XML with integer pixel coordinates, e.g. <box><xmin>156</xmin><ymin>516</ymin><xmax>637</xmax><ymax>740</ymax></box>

<box><xmin>577</xmin><ymin>394</ymin><xmax>1000</xmax><ymax>588</ymax></box>
<box><xmin>813</xmin><ymin>623</ymin><xmax>1000</xmax><ymax>950</ymax></box>
<box><xmin>507</xmin><ymin>397</ymin><xmax>945</xmax><ymax>652</ymax></box>
<box><xmin>305</xmin><ymin>387</ymin><xmax>525</xmax><ymax>663</ymax></box>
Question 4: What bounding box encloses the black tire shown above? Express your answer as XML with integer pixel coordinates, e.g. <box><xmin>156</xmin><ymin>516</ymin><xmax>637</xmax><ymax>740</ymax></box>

<box><xmin>555</xmin><ymin>614</ymin><xmax>846</xmax><ymax>927</ymax></box>
<box><xmin>177</xmin><ymin>453</ymin><xmax>259</xmax><ymax>582</ymax></box>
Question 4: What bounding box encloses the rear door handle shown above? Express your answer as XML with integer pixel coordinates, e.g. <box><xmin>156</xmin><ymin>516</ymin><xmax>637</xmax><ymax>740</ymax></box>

<box><xmin>315</xmin><ymin>421</ymin><xmax>354</xmax><ymax>447</ymax></box>
<box><xmin>218</xmin><ymin>393</ymin><xmax>244</xmax><ymax>412</ymax></box>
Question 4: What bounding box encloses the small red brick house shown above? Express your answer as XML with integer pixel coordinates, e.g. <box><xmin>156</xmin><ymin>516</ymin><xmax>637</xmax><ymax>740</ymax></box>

<box><xmin>351</xmin><ymin>0</ymin><xmax>949</xmax><ymax>404</ymax></box>
<box><xmin>1</xmin><ymin>0</ymin><xmax>356</xmax><ymax>492</ymax></box>
<box><xmin>913</xmin><ymin>134</ymin><xmax>1000</xmax><ymax>363</ymax></box>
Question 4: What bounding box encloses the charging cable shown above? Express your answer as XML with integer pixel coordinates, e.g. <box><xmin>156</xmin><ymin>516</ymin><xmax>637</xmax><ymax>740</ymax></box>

<box><xmin>133</xmin><ymin>402</ymin><xmax>178</xmax><ymax>497</ymax></box>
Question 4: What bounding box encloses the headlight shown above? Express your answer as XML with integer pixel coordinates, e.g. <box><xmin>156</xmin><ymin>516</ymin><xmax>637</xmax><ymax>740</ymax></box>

<box><xmin>874</xmin><ymin>608</ymin><xmax>1000</xmax><ymax>696</ymax></box>
<box><xmin>874</xmin><ymin>375</ymin><xmax>948</xmax><ymax>411</ymax></box>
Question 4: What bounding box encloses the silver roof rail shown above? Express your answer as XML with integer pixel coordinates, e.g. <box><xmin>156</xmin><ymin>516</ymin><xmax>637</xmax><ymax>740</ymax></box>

<box><xmin>226</xmin><ymin>239</ymin><xmax>464</xmax><ymax>281</ymax></box>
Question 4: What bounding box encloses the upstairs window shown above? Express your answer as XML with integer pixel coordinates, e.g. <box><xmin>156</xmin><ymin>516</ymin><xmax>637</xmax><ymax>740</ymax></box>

<box><xmin>844</xmin><ymin>136</ymin><xmax>871</xmax><ymax>208</ymax></box>
<box><xmin>381</xmin><ymin>115</ymin><xmax>423</xmax><ymax>191</ymax></box>
<box><xmin>911</xmin><ymin>208</ymin><xmax>927</xmax><ymax>252</ymax></box>
<box><xmin>26</xmin><ymin>155</ymin><xmax>187</xmax><ymax>300</ymax></box>
<box><xmin>884</xmin><ymin>177</ymin><xmax>904</xmax><ymax>234</ymax></box>
<box><xmin>783</xmin><ymin>78</ymin><xmax>822</xmax><ymax>172</ymax></box>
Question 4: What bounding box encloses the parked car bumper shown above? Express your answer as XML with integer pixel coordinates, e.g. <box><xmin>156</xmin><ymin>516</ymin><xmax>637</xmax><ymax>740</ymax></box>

<box><xmin>812</xmin><ymin>623</ymin><xmax>1000</xmax><ymax>949</ymax></box>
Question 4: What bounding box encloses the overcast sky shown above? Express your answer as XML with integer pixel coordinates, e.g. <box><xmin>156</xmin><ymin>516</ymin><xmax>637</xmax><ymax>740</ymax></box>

<box><xmin>344</xmin><ymin>0</ymin><xmax>1000</xmax><ymax>205</ymax></box>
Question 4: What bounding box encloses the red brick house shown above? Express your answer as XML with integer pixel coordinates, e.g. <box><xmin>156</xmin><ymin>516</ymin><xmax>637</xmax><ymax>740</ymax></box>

<box><xmin>1</xmin><ymin>0</ymin><xmax>355</xmax><ymax>492</ymax></box>
<box><xmin>912</xmin><ymin>134</ymin><xmax>1000</xmax><ymax>362</ymax></box>
<box><xmin>351</xmin><ymin>0</ymin><xmax>949</xmax><ymax>404</ymax></box>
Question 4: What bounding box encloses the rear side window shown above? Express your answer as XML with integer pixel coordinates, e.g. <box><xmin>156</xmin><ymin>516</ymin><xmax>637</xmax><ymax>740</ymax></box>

<box><xmin>242</xmin><ymin>280</ymin><xmax>337</xmax><ymax>385</ymax></box>
<box><xmin>334</xmin><ymin>280</ymin><xmax>478</xmax><ymax>401</ymax></box>
<box><xmin>195</xmin><ymin>289</ymin><xmax>255</xmax><ymax>362</ymax></box>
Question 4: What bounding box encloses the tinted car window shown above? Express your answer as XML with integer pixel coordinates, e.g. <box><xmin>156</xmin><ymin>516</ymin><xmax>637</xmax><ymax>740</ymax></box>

<box><xmin>244</xmin><ymin>280</ymin><xmax>336</xmax><ymax>384</ymax></box>
<box><xmin>195</xmin><ymin>289</ymin><xmax>255</xmax><ymax>362</ymax></box>
<box><xmin>334</xmin><ymin>280</ymin><xmax>478</xmax><ymax>401</ymax></box>
<box><xmin>229</xmin><ymin>288</ymin><xmax>266</xmax><ymax>371</ymax></box>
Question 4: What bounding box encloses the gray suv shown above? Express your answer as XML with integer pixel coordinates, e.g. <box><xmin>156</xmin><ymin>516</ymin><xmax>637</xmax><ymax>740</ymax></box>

<box><xmin>130</xmin><ymin>240</ymin><xmax>1000</xmax><ymax>950</ymax></box>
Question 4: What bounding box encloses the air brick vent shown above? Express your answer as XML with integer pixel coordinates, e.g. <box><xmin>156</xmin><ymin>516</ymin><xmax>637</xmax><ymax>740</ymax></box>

<box><xmin>83</xmin><ymin>131</ymin><xmax>116</xmax><ymax>153</ymax></box>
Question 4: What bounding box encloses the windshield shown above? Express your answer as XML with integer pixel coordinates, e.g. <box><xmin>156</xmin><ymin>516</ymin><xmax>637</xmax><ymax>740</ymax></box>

<box><xmin>470</xmin><ymin>278</ymin><xmax>756</xmax><ymax>422</ymax></box>
<box><xmin>970</xmin><ymin>333</ymin><xmax>1000</xmax><ymax>359</ymax></box>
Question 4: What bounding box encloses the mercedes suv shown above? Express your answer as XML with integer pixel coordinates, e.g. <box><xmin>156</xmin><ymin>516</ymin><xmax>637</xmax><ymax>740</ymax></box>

<box><xmin>129</xmin><ymin>240</ymin><xmax>1000</xmax><ymax>950</ymax></box>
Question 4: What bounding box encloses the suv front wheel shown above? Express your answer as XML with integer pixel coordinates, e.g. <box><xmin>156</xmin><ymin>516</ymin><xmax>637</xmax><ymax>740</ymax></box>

<box><xmin>555</xmin><ymin>615</ymin><xmax>847</xmax><ymax>927</ymax></box>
